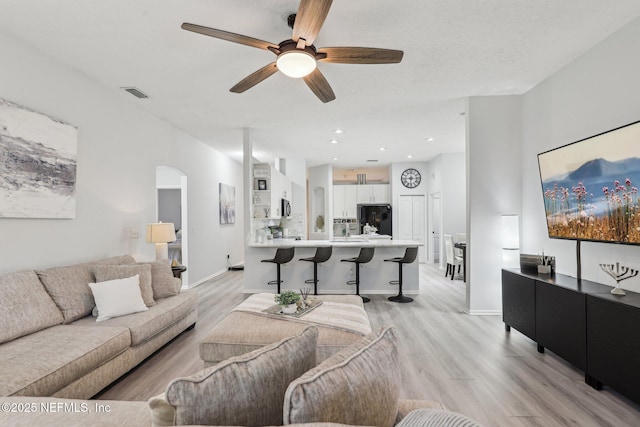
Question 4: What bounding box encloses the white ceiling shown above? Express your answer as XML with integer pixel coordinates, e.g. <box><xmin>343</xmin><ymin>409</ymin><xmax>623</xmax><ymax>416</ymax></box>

<box><xmin>2</xmin><ymin>0</ymin><xmax>640</xmax><ymax>168</ymax></box>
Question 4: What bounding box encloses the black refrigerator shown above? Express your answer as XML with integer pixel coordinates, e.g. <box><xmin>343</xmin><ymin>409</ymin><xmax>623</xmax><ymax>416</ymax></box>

<box><xmin>357</xmin><ymin>204</ymin><xmax>392</xmax><ymax>236</ymax></box>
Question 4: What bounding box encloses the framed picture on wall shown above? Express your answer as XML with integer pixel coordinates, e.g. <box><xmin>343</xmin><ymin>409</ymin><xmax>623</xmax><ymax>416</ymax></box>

<box><xmin>257</xmin><ymin>179</ymin><xmax>267</xmax><ymax>190</ymax></box>
<box><xmin>219</xmin><ymin>183</ymin><xmax>236</xmax><ymax>224</ymax></box>
<box><xmin>0</xmin><ymin>98</ymin><xmax>78</xmax><ymax>218</ymax></box>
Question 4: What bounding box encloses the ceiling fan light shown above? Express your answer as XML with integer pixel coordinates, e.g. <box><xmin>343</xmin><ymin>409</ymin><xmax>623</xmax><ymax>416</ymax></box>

<box><xmin>277</xmin><ymin>51</ymin><xmax>317</xmax><ymax>78</ymax></box>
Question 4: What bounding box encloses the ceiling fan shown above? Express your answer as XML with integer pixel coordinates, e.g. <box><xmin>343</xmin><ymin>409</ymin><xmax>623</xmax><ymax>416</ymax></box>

<box><xmin>181</xmin><ymin>0</ymin><xmax>403</xmax><ymax>103</ymax></box>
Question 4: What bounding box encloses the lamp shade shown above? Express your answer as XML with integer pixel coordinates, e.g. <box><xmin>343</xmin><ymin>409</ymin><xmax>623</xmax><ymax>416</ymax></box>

<box><xmin>501</xmin><ymin>214</ymin><xmax>519</xmax><ymax>250</ymax></box>
<box><xmin>146</xmin><ymin>222</ymin><xmax>176</xmax><ymax>244</ymax></box>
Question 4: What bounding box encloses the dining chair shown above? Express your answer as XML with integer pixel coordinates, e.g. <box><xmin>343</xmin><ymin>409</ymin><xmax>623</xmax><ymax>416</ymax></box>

<box><xmin>444</xmin><ymin>234</ymin><xmax>463</xmax><ymax>280</ymax></box>
<box><xmin>454</xmin><ymin>232</ymin><xmax>466</xmax><ymax>258</ymax></box>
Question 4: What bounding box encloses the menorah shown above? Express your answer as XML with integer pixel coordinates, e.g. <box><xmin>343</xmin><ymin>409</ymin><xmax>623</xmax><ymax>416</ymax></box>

<box><xmin>599</xmin><ymin>262</ymin><xmax>638</xmax><ymax>295</ymax></box>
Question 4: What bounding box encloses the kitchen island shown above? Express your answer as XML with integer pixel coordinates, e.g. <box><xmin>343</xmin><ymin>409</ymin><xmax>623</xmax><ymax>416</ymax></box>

<box><xmin>244</xmin><ymin>238</ymin><xmax>421</xmax><ymax>296</ymax></box>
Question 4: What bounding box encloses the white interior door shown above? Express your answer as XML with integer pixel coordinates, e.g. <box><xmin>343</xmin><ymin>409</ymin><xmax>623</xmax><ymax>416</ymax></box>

<box><xmin>399</xmin><ymin>195</ymin><xmax>426</xmax><ymax>263</ymax></box>
<box><xmin>398</xmin><ymin>196</ymin><xmax>414</xmax><ymax>240</ymax></box>
<box><xmin>429</xmin><ymin>193</ymin><xmax>442</xmax><ymax>266</ymax></box>
<box><xmin>412</xmin><ymin>195</ymin><xmax>426</xmax><ymax>263</ymax></box>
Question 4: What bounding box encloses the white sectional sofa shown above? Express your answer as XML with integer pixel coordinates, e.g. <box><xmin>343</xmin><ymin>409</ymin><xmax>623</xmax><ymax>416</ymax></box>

<box><xmin>0</xmin><ymin>255</ymin><xmax>198</xmax><ymax>399</ymax></box>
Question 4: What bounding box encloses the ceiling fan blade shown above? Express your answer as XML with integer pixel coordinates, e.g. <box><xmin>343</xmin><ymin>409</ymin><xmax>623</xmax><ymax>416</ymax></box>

<box><xmin>317</xmin><ymin>47</ymin><xmax>404</xmax><ymax>64</ymax></box>
<box><xmin>230</xmin><ymin>63</ymin><xmax>278</xmax><ymax>93</ymax></box>
<box><xmin>182</xmin><ymin>23</ymin><xmax>278</xmax><ymax>51</ymax></box>
<box><xmin>292</xmin><ymin>0</ymin><xmax>333</xmax><ymax>46</ymax></box>
<box><xmin>303</xmin><ymin>68</ymin><xmax>336</xmax><ymax>103</ymax></box>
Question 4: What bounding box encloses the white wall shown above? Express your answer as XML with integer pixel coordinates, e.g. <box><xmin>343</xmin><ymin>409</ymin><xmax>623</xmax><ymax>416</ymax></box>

<box><xmin>466</xmin><ymin>96</ymin><xmax>523</xmax><ymax>314</ymax></box>
<box><xmin>465</xmin><ymin>16</ymin><xmax>640</xmax><ymax>312</ymax></box>
<box><xmin>433</xmin><ymin>154</ymin><xmax>467</xmax><ymax>238</ymax></box>
<box><xmin>521</xmin><ymin>17</ymin><xmax>640</xmax><ymax>292</ymax></box>
<box><xmin>156</xmin><ymin>166</ymin><xmax>182</xmax><ymax>187</ymax></box>
<box><xmin>0</xmin><ymin>30</ymin><xmax>244</xmax><ymax>284</ymax></box>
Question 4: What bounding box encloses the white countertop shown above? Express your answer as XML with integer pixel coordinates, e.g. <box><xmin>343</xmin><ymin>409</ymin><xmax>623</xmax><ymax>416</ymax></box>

<box><xmin>248</xmin><ymin>238</ymin><xmax>422</xmax><ymax>248</ymax></box>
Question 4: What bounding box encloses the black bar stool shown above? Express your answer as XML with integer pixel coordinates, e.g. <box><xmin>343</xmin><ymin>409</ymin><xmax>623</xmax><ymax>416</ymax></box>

<box><xmin>300</xmin><ymin>246</ymin><xmax>332</xmax><ymax>295</ymax></box>
<box><xmin>384</xmin><ymin>246</ymin><xmax>418</xmax><ymax>303</ymax></box>
<box><xmin>261</xmin><ymin>247</ymin><xmax>295</xmax><ymax>293</ymax></box>
<box><xmin>340</xmin><ymin>247</ymin><xmax>375</xmax><ymax>303</ymax></box>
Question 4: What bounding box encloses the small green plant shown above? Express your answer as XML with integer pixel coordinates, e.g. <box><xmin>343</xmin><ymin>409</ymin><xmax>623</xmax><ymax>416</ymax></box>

<box><xmin>274</xmin><ymin>290</ymin><xmax>300</xmax><ymax>306</ymax></box>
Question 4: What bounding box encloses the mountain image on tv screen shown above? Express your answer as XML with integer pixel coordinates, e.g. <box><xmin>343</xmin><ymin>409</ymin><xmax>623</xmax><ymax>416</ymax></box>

<box><xmin>538</xmin><ymin>120</ymin><xmax>640</xmax><ymax>244</ymax></box>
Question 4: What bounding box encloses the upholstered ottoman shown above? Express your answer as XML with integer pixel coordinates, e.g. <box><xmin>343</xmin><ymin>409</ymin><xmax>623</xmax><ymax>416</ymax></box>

<box><xmin>200</xmin><ymin>293</ymin><xmax>372</xmax><ymax>366</ymax></box>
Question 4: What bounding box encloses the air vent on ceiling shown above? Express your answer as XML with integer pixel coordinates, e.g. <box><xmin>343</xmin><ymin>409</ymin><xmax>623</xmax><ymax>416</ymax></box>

<box><xmin>366</xmin><ymin>160</ymin><xmax>379</xmax><ymax>163</ymax></box>
<box><xmin>122</xmin><ymin>87</ymin><xmax>149</xmax><ymax>99</ymax></box>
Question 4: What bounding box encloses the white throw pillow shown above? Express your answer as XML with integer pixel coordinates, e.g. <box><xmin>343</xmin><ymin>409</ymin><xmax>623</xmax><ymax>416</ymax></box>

<box><xmin>89</xmin><ymin>275</ymin><xmax>148</xmax><ymax>322</ymax></box>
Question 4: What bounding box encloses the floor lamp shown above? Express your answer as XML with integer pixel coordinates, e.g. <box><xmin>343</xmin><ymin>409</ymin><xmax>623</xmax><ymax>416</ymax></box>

<box><xmin>146</xmin><ymin>222</ymin><xmax>176</xmax><ymax>261</ymax></box>
<box><xmin>501</xmin><ymin>214</ymin><xmax>520</xmax><ymax>268</ymax></box>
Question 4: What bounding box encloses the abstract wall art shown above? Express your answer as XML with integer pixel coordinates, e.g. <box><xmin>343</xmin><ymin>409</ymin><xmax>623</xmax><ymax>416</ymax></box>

<box><xmin>0</xmin><ymin>98</ymin><xmax>78</xmax><ymax>218</ymax></box>
<box><xmin>219</xmin><ymin>183</ymin><xmax>235</xmax><ymax>224</ymax></box>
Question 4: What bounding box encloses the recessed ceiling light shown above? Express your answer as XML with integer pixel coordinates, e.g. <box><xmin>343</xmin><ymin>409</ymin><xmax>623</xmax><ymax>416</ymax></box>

<box><xmin>334</xmin><ymin>129</ymin><xmax>343</xmax><ymax>134</ymax></box>
<box><xmin>332</xmin><ymin>157</ymin><xmax>338</xmax><ymax>161</ymax></box>
<box><xmin>425</xmin><ymin>137</ymin><xmax>435</xmax><ymax>142</ymax></box>
<box><xmin>407</xmin><ymin>154</ymin><xmax>413</xmax><ymax>159</ymax></box>
<box><xmin>330</xmin><ymin>139</ymin><xmax>339</xmax><ymax>144</ymax></box>
<box><xmin>379</xmin><ymin>147</ymin><xmax>387</xmax><ymax>151</ymax></box>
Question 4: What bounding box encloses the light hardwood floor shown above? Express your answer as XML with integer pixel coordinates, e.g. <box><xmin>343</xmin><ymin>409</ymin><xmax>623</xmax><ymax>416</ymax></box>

<box><xmin>97</xmin><ymin>264</ymin><xmax>640</xmax><ymax>426</ymax></box>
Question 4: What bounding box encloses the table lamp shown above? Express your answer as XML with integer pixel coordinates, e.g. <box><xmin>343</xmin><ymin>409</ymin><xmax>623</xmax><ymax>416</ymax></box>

<box><xmin>146</xmin><ymin>222</ymin><xmax>176</xmax><ymax>261</ymax></box>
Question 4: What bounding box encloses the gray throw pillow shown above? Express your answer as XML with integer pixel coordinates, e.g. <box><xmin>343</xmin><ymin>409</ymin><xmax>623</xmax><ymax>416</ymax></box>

<box><xmin>0</xmin><ymin>270</ymin><xmax>64</xmax><ymax>343</ymax></box>
<box><xmin>284</xmin><ymin>326</ymin><xmax>400</xmax><ymax>427</ymax></box>
<box><xmin>37</xmin><ymin>264</ymin><xmax>97</xmax><ymax>323</ymax></box>
<box><xmin>141</xmin><ymin>260</ymin><xmax>182</xmax><ymax>299</ymax></box>
<box><xmin>396</xmin><ymin>409</ymin><xmax>483</xmax><ymax>427</ymax></box>
<box><xmin>163</xmin><ymin>326</ymin><xmax>318</xmax><ymax>426</ymax></box>
<box><xmin>36</xmin><ymin>256</ymin><xmax>138</xmax><ymax>323</ymax></box>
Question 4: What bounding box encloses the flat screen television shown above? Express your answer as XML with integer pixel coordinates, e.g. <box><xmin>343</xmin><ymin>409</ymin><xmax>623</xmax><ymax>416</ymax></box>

<box><xmin>537</xmin><ymin>120</ymin><xmax>640</xmax><ymax>245</ymax></box>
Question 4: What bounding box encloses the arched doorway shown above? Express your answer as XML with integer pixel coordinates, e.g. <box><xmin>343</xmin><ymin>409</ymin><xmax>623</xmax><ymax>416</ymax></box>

<box><xmin>156</xmin><ymin>166</ymin><xmax>189</xmax><ymax>287</ymax></box>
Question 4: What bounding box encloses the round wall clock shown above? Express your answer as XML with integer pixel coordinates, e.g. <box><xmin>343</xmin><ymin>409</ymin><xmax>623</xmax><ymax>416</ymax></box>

<box><xmin>401</xmin><ymin>168</ymin><xmax>421</xmax><ymax>188</ymax></box>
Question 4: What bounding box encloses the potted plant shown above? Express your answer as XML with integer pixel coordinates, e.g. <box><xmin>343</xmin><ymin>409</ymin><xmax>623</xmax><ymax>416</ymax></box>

<box><xmin>274</xmin><ymin>290</ymin><xmax>300</xmax><ymax>314</ymax></box>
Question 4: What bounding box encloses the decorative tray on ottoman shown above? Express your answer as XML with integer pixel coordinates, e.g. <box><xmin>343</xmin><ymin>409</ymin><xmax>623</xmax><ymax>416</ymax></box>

<box><xmin>262</xmin><ymin>299</ymin><xmax>323</xmax><ymax>318</ymax></box>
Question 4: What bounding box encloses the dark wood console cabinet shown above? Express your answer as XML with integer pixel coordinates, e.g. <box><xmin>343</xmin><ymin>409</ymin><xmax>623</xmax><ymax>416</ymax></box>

<box><xmin>502</xmin><ymin>269</ymin><xmax>640</xmax><ymax>405</ymax></box>
<box><xmin>501</xmin><ymin>270</ymin><xmax>535</xmax><ymax>340</ymax></box>
<box><xmin>586</xmin><ymin>292</ymin><xmax>640</xmax><ymax>403</ymax></box>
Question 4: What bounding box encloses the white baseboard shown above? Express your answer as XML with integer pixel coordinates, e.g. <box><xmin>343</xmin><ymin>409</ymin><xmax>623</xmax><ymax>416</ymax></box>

<box><xmin>465</xmin><ymin>309</ymin><xmax>502</xmax><ymax>316</ymax></box>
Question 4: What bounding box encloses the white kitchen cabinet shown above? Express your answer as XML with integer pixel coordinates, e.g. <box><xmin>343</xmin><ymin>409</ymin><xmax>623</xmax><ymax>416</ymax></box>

<box><xmin>333</xmin><ymin>185</ymin><xmax>357</xmax><ymax>218</ymax></box>
<box><xmin>356</xmin><ymin>184</ymin><xmax>390</xmax><ymax>204</ymax></box>
<box><xmin>270</xmin><ymin>170</ymin><xmax>282</xmax><ymax>216</ymax></box>
<box><xmin>270</xmin><ymin>167</ymin><xmax>293</xmax><ymax>217</ymax></box>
